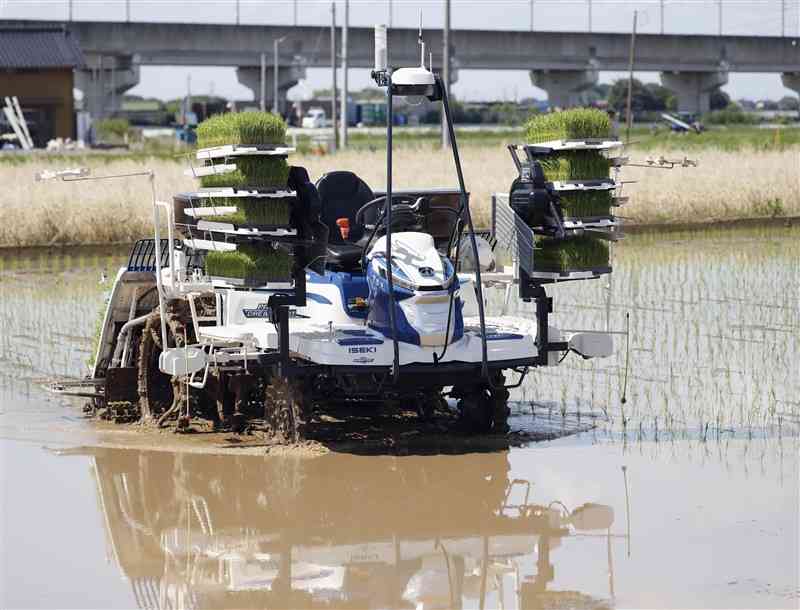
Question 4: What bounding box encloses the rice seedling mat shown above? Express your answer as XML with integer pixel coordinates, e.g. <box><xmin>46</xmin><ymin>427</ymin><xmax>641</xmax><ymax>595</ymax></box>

<box><xmin>195</xmin><ymin>144</ymin><xmax>295</xmax><ymax>161</ymax></box>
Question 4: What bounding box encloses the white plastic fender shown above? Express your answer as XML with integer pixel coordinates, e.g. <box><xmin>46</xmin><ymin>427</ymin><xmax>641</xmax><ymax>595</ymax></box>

<box><xmin>568</xmin><ymin>332</ymin><xmax>614</xmax><ymax>359</ymax></box>
<box><xmin>159</xmin><ymin>347</ymin><xmax>207</xmax><ymax>376</ymax></box>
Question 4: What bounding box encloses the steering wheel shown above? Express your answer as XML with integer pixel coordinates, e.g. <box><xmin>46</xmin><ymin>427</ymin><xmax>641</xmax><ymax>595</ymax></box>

<box><xmin>354</xmin><ymin>194</ymin><xmax>420</xmax><ymax>231</ymax></box>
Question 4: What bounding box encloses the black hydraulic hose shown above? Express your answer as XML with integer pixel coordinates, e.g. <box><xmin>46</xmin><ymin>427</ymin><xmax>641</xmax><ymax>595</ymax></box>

<box><xmin>440</xmin><ymin>83</ymin><xmax>490</xmax><ymax>381</ymax></box>
<box><xmin>385</xmin><ymin>85</ymin><xmax>400</xmax><ymax>383</ymax></box>
<box><xmin>433</xmin><ymin>217</ymin><xmax>463</xmax><ymax>364</ymax></box>
<box><xmin>360</xmin><ymin>204</ymin><xmax>386</xmax><ymax>271</ymax></box>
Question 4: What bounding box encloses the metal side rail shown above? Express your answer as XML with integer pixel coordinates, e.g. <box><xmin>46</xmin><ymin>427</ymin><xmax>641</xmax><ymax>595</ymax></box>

<box><xmin>49</xmin><ymin>378</ymin><xmax>106</xmax><ymax>399</ymax></box>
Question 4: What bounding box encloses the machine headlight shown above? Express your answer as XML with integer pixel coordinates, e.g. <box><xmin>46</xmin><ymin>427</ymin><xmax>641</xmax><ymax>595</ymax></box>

<box><xmin>441</xmin><ymin>256</ymin><xmax>456</xmax><ymax>290</ymax></box>
<box><xmin>378</xmin><ymin>266</ymin><xmax>416</xmax><ymax>292</ymax></box>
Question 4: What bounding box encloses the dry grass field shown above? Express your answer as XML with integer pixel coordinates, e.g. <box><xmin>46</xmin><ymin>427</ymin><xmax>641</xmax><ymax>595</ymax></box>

<box><xmin>1</xmin><ymin>145</ymin><xmax>797</xmax><ymax>247</ymax></box>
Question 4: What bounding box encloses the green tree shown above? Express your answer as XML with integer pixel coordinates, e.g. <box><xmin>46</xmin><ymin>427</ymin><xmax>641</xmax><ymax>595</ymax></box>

<box><xmin>645</xmin><ymin>83</ymin><xmax>676</xmax><ymax>111</ymax></box>
<box><xmin>607</xmin><ymin>78</ymin><xmax>661</xmax><ymax>114</ymax></box>
<box><xmin>778</xmin><ymin>95</ymin><xmax>799</xmax><ymax>111</ymax></box>
<box><xmin>710</xmin><ymin>89</ymin><xmax>731</xmax><ymax>110</ymax></box>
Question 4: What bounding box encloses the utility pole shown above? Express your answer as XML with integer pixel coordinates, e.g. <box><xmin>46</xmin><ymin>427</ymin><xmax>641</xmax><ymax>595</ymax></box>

<box><xmin>126</xmin><ymin>0</ymin><xmax>130</xmax><ymax>22</ymax></box>
<box><xmin>530</xmin><ymin>0</ymin><xmax>534</xmax><ymax>31</ymax></box>
<box><xmin>781</xmin><ymin>0</ymin><xmax>785</xmax><ymax>36</ymax></box>
<box><xmin>274</xmin><ymin>36</ymin><xmax>286</xmax><ymax>115</ymax></box>
<box><xmin>340</xmin><ymin>0</ymin><xmax>349</xmax><ymax>148</ymax></box>
<box><xmin>294</xmin><ymin>0</ymin><xmax>298</xmax><ymax>26</ymax></box>
<box><xmin>660</xmin><ymin>0</ymin><xmax>664</xmax><ymax>34</ymax></box>
<box><xmin>260</xmin><ymin>52</ymin><xmax>267</xmax><ymax>112</ymax></box>
<box><xmin>184</xmin><ymin>73</ymin><xmax>192</xmax><ymax>126</ymax></box>
<box><xmin>68</xmin><ymin>0</ymin><xmax>72</xmax><ymax>21</ymax></box>
<box><xmin>625</xmin><ymin>10</ymin><xmax>638</xmax><ymax>144</ymax></box>
<box><xmin>588</xmin><ymin>0</ymin><xmax>592</xmax><ymax>33</ymax></box>
<box><xmin>718</xmin><ymin>0</ymin><xmax>722</xmax><ymax>35</ymax></box>
<box><xmin>388</xmin><ymin>0</ymin><xmax>392</xmax><ymax>28</ymax></box>
<box><xmin>110</xmin><ymin>58</ymin><xmax>116</xmax><ymax>116</ymax></box>
<box><xmin>331</xmin><ymin>2</ymin><xmax>338</xmax><ymax>152</ymax></box>
<box><xmin>236</xmin><ymin>0</ymin><xmax>240</xmax><ymax>25</ymax></box>
<box><xmin>441</xmin><ymin>0</ymin><xmax>451</xmax><ymax>149</ymax></box>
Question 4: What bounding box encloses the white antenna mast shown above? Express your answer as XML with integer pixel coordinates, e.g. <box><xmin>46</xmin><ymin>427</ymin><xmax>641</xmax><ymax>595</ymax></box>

<box><xmin>419</xmin><ymin>9</ymin><xmax>425</xmax><ymax>68</ymax></box>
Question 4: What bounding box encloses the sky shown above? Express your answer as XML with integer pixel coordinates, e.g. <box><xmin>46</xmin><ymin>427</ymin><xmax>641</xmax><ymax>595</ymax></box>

<box><xmin>2</xmin><ymin>0</ymin><xmax>799</xmax><ymax>102</ymax></box>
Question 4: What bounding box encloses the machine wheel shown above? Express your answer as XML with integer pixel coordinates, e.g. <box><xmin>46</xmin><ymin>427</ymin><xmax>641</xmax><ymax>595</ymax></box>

<box><xmin>455</xmin><ymin>374</ymin><xmax>511</xmax><ymax>435</ymax></box>
<box><xmin>264</xmin><ymin>374</ymin><xmax>312</xmax><ymax>442</ymax></box>
<box><xmin>490</xmin><ymin>373</ymin><xmax>511</xmax><ymax>434</ymax></box>
<box><xmin>457</xmin><ymin>388</ymin><xmax>494</xmax><ymax>434</ymax></box>
<box><xmin>419</xmin><ymin>389</ymin><xmax>447</xmax><ymax>422</ymax></box>
<box><xmin>136</xmin><ymin>300</ymin><xmax>194</xmax><ymax>423</ymax></box>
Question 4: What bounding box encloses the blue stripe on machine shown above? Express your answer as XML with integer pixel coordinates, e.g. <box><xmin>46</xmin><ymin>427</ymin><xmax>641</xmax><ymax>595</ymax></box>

<box><xmin>306</xmin><ymin>292</ymin><xmax>333</xmax><ymax>304</ymax></box>
<box><xmin>337</xmin><ymin>337</ymin><xmax>385</xmax><ymax>346</ymax></box>
<box><xmin>484</xmin><ymin>333</ymin><xmax>525</xmax><ymax>341</ymax></box>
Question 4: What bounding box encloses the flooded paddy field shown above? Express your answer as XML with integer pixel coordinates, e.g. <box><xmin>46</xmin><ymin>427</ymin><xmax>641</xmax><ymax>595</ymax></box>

<box><xmin>1</xmin><ymin>226</ymin><xmax>798</xmax><ymax>609</ymax></box>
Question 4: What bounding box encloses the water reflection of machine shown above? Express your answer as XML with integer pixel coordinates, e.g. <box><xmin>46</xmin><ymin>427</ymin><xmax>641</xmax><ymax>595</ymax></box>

<box><xmin>87</xmin><ymin>449</ymin><xmax>616</xmax><ymax>610</ymax></box>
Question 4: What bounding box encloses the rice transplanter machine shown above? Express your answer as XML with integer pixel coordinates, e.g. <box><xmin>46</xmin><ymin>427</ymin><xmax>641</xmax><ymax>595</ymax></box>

<box><xmin>49</xmin><ymin>26</ymin><xmax>618</xmax><ymax>440</ymax></box>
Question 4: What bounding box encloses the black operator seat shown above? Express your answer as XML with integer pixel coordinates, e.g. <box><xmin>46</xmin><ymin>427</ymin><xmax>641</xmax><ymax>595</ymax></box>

<box><xmin>315</xmin><ymin>171</ymin><xmax>375</xmax><ymax>270</ymax></box>
<box><xmin>288</xmin><ymin>165</ymin><xmax>328</xmax><ymax>275</ymax></box>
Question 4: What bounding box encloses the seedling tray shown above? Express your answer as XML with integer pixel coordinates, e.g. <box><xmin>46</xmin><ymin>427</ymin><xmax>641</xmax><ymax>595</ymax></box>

<box><xmin>195</xmin><ymin>220</ymin><xmax>297</xmax><ymax>237</ymax></box>
<box><xmin>196</xmin><ymin>144</ymin><xmax>295</xmax><ymax>161</ymax></box>
<box><xmin>515</xmin><ymin>140</ymin><xmax>623</xmax><ymax>155</ymax></box>
<box><xmin>186</xmin><ymin>187</ymin><xmax>296</xmax><ymax>199</ymax></box>
<box><xmin>550</xmin><ymin>179</ymin><xmax>617</xmax><ymax>192</ymax></box>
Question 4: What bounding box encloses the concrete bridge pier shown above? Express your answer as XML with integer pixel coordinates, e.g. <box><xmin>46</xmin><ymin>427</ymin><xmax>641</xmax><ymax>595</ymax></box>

<box><xmin>75</xmin><ymin>55</ymin><xmax>140</xmax><ymax>119</ymax></box>
<box><xmin>236</xmin><ymin>59</ymin><xmax>307</xmax><ymax>116</ymax></box>
<box><xmin>660</xmin><ymin>69</ymin><xmax>728</xmax><ymax>114</ymax></box>
<box><xmin>530</xmin><ymin>64</ymin><xmax>598</xmax><ymax>109</ymax></box>
<box><xmin>781</xmin><ymin>72</ymin><xmax>800</xmax><ymax>97</ymax></box>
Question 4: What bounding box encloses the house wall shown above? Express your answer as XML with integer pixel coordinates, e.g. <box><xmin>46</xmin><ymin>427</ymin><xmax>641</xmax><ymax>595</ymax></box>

<box><xmin>0</xmin><ymin>69</ymin><xmax>74</xmax><ymax>144</ymax></box>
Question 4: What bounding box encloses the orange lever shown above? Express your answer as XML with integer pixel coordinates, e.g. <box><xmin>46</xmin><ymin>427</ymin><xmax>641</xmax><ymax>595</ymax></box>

<box><xmin>336</xmin><ymin>217</ymin><xmax>350</xmax><ymax>240</ymax></box>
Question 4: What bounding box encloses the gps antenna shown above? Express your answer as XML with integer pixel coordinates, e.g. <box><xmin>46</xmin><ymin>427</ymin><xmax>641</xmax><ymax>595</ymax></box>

<box><xmin>418</xmin><ymin>9</ymin><xmax>425</xmax><ymax>67</ymax></box>
<box><xmin>374</xmin><ymin>24</ymin><xmax>387</xmax><ymax>72</ymax></box>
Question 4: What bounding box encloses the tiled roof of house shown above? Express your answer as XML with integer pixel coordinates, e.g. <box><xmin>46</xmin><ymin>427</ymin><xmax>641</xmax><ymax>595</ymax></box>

<box><xmin>0</xmin><ymin>27</ymin><xmax>85</xmax><ymax>69</ymax></box>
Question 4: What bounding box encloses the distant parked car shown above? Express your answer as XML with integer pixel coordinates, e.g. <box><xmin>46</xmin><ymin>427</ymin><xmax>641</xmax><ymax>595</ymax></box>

<box><xmin>302</xmin><ymin>107</ymin><xmax>331</xmax><ymax>129</ymax></box>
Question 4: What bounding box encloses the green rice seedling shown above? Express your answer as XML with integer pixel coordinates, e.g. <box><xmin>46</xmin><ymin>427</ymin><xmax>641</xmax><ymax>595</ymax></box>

<box><xmin>205</xmin><ymin>244</ymin><xmax>292</xmax><ymax>283</ymax></box>
<box><xmin>538</xmin><ymin>151</ymin><xmax>611</xmax><ymax>182</ymax></box>
<box><xmin>525</xmin><ymin>108</ymin><xmax>612</xmax><ymax>144</ymax></box>
<box><xmin>196</xmin><ymin>111</ymin><xmax>286</xmax><ymax>148</ymax></box>
<box><xmin>534</xmin><ymin>235</ymin><xmax>610</xmax><ymax>272</ymax></box>
<box><xmin>200</xmin><ymin>157</ymin><xmax>290</xmax><ymax>189</ymax></box>
<box><xmin>201</xmin><ymin>197</ymin><xmax>292</xmax><ymax>226</ymax></box>
<box><xmin>558</xmin><ymin>190</ymin><xmax>613</xmax><ymax>217</ymax></box>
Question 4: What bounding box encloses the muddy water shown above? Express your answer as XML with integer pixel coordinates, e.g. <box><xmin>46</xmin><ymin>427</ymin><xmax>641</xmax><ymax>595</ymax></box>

<box><xmin>1</xmin><ymin>227</ymin><xmax>799</xmax><ymax>609</ymax></box>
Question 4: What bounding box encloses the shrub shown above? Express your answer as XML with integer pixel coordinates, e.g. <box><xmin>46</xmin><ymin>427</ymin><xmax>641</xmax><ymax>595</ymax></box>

<box><xmin>525</xmin><ymin>108</ymin><xmax>612</xmax><ymax>143</ymax></box>
<box><xmin>95</xmin><ymin>118</ymin><xmax>130</xmax><ymax>142</ymax></box>
<box><xmin>704</xmin><ymin>107</ymin><xmax>758</xmax><ymax>125</ymax></box>
<box><xmin>196</xmin><ymin>111</ymin><xmax>286</xmax><ymax>148</ymax></box>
